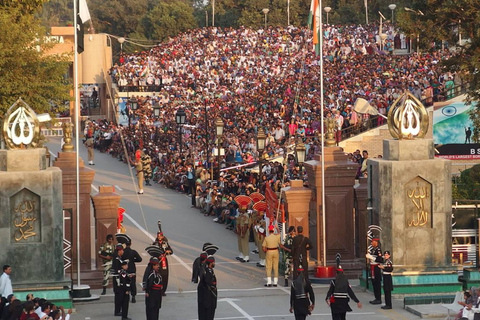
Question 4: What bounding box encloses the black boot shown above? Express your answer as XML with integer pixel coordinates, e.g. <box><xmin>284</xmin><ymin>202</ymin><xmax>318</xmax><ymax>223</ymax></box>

<box><xmin>101</xmin><ymin>287</ymin><xmax>106</xmax><ymax>295</ymax></box>
<box><xmin>284</xmin><ymin>279</ymin><xmax>289</xmax><ymax>287</ymax></box>
<box><xmin>131</xmin><ymin>296</ymin><xmax>136</xmax><ymax>303</ymax></box>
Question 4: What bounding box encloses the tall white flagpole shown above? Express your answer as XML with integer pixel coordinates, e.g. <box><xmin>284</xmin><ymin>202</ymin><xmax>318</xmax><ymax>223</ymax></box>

<box><xmin>319</xmin><ymin>0</ymin><xmax>327</xmax><ymax>267</ymax></box>
<box><xmin>73</xmin><ymin>0</ymin><xmax>81</xmax><ymax>287</ymax></box>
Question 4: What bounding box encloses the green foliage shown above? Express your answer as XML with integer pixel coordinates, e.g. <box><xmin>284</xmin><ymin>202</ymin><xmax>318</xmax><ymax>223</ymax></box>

<box><xmin>453</xmin><ymin>164</ymin><xmax>480</xmax><ymax>200</ymax></box>
<box><xmin>0</xmin><ymin>6</ymin><xmax>71</xmax><ymax>116</ymax></box>
<box><xmin>39</xmin><ymin>0</ymin><xmax>72</xmax><ymax>27</ymax></box>
<box><xmin>142</xmin><ymin>1</ymin><xmax>197</xmax><ymax>41</ymax></box>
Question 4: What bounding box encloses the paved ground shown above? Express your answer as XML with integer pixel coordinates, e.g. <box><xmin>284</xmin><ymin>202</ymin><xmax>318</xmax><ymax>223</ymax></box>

<box><xmin>47</xmin><ymin>137</ymin><xmax>449</xmax><ymax>319</ymax></box>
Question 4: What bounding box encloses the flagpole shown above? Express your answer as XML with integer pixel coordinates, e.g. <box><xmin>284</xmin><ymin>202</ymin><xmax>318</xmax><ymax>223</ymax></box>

<box><xmin>73</xmin><ymin>0</ymin><xmax>81</xmax><ymax>287</ymax></box>
<box><xmin>319</xmin><ymin>0</ymin><xmax>327</xmax><ymax>267</ymax></box>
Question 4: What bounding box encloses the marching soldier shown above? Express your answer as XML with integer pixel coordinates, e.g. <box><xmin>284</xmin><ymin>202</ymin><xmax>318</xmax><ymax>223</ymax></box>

<box><xmin>132</xmin><ymin>148</ymin><xmax>144</xmax><ymax>194</ymax></box>
<box><xmin>123</xmin><ymin>239</ymin><xmax>142</xmax><ymax>303</ymax></box>
<box><xmin>98</xmin><ymin>234</ymin><xmax>115</xmax><ymax>295</ymax></box>
<box><xmin>145</xmin><ymin>257</ymin><xmax>163</xmax><ymax>320</ymax></box>
<box><xmin>112</xmin><ymin>243</ymin><xmax>125</xmax><ymax>316</ymax></box>
<box><xmin>152</xmin><ymin>227</ymin><xmax>173</xmax><ymax>296</ymax></box>
<box><xmin>198</xmin><ymin>255</ymin><xmax>217</xmax><ymax>320</ymax></box>
<box><xmin>141</xmin><ymin>150</ymin><xmax>152</xmax><ymax>186</ymax></box>
<box><xmin>235</xmin><ymin>209</ymin><xmax>251</xmax><ymax>263</ymax></box>
<box><xmin>366</xmin><ymin>238</ymin><xmax>383</xmax><ymax>305</ymax></box>
<box><xmin>116</xmin><ymin>261</ymin><xmax>132</xmax><ymax>320</ymax></box>
<box><xmin>290</xmin><ymin>265</ymin><xmax>315</xmax><ymax>320</ymax></box>
<box><xmin>192</xmin><ymin>252</ymin><xmax>208</xmax><ymax>284</ymax></box>
<box><xmin>84</xmin><ymin>133</ymin><xmax>95</xmax><ymax>165</ymax></box>
<box><xmin>262</xmin><ymin>224</ymin><xmax>281</xmax><ymax>287</ymax></box>
<box><xmin>379</xmin><ymin>251</ymin><xmax>393</xmax><ymax>310</ymax></box>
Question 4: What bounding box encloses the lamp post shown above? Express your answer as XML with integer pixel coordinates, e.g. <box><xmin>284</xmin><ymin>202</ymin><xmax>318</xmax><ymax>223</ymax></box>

<box><xmin>262</xmin><ymin>8</ymin><xmax>269</xmax><ymax>29</ymax></box>
<box><xmin>129</xmin><ymin>97</ymin><xmax>138</xmax><ymax>126</ymax></box>
<box><xmin>256</xmin><ymin>127</ymin><xmax>266</xmax><ymax>186</ymax></box>
<box><xmin>176</xmin><ymin>107</ymin><xmax>186</xmax><ymax>157</ymax></box>
<box><xmin>324</xmin><ymin>7</ymin><xmax>332</xmax><ymax>25</ymax></box>
<box><xmin>287</xmin><ymin>0</ymin><xmax>290</xmax><ymax>25</ymax></box>
<box><xmin>153</xmin><ymin>100</ymin><xmax>160</xmax><ymax>118</ymax></box>
<box><xmin>404</xmin><ymin>7</ymin><xmax>424</xmax><ymax>53</ymax></box>
<box><xmin>215</xmin><ymin>117</ymin><xmax>224</xmax><ymax>180</ymax></box>
<box><xmin>388</xmin><ymin>4</ymin><xmax>396</xmax><ymax>24</ymax></box>
<box><xmin>295</xmin><ymin>140</ymin><xmax>306</xmax><ymax>181</ymax></box>
<box><xmin>118</xmin><ymin>37</ymin><xmax>125</xmax><ymax>53</ymax></box>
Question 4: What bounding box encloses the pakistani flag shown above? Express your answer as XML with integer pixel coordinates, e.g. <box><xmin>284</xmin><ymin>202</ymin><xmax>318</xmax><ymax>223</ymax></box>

<box><xmin>77</xmin><ymin>0</ymin><xmax>91</xmax><ymax>54</ymax></box>
<box><xmin>307</xmin><ymin>0</ymin><xmax>321</xmax><ymax>56</ymax></box>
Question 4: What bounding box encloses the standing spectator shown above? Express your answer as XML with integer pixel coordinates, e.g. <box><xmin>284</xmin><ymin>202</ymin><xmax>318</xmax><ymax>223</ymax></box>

<box><xmin>0</xmin><ymin>265</ymin><xmax>12</xmax><ymax>299</ymax></box>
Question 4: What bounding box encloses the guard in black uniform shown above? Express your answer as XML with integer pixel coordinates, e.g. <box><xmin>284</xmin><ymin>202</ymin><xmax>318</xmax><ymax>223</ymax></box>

<box><xmin>325</xmin><ymin>266</ymin><xmax>362</xmax><ymax>320</ymax></box>
<box><xmin>198</xmin><ymin>255</ymin><xmax>217</xmax><ymax>320</ymax></box>
<box><xmin>124</xmin><ymin>239</ymin><xmax>142</xmax><ymax>303</ymax></box>
<box><xmin>192</xmin><ymin>251</ymin><xmax>207</xmax><ymax>283</ymax></box>
<box><xmin>145</xmin><ymin>257</ymin><xmax>163</xmax><ymax>320</ymax></box>
<box><xmin>366</xmin><ymin>238</ymin><xmax>383</xmax><ymax>304</ymax></box>
<box><xmin>289</xmin><ymin>265</ymin><xmax>315</xmax><ymax>320</ymax></box>
<box><xmin>379</xmin><ymin>250</ymin><xmax>393</xmax><ymax>310</ymax></box>
<box><xmin>112</xmin><ymin>243</ymin><xmax>125</xmax><ymax>316</ymax></box>
<box><xmin>153</xmin><ymin>223</ymin><xmax>173</xmax><ymax>296</ymax></box>
<box><xmin>116</xmin><ymin>261</ymin><xmax>132</xmax><ymax>320</ymax></box>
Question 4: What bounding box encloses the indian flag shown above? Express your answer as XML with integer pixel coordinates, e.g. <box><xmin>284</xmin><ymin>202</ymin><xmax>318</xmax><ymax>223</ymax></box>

<box><xmin>140</xmin><ymin>65</ymin><xmax>149</xmax><ymax>77</ymax></box>
<box><xmin>308</xmin><ymin>0</ymin><xmax>321</xmax><ymax>56</ymax></box>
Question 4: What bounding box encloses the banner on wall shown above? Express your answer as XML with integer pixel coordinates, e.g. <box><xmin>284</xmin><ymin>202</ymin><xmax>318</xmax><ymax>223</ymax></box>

<box><xmin>433</xmin><ymin>102</ymin><xmax>480</xmax><ymax>160</ymax></box>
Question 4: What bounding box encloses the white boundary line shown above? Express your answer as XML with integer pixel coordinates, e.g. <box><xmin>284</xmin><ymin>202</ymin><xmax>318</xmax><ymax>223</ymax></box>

<box><xmin>218</xmin><ymin>298</ymin><xmax>254</xmax><ymax>320</ymax></box>
<box><xmin>91</xmin><ymin>185</ymin><xmax>98</xmax><ymax>192</ymax></box>
<box><xmin>115</xmin><ymin>185</ymin><xmax>123</xmax><ymax>191</ymax></box>
<box><xmin>123</xmin><ymin>212</ymin><xmax>192</xmax><ymax>273</ymax></box>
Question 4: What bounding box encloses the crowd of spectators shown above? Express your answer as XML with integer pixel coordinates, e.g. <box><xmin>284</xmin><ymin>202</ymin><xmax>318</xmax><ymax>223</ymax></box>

<box><xmin>0</xmin><ymin>294</ymin><xmax>72</xmax><ymax>320</ymax></box>
<box><xmin>81</xmin><ymin>23</ymin><xmax>465</xmax><ymax>222</ymax></box>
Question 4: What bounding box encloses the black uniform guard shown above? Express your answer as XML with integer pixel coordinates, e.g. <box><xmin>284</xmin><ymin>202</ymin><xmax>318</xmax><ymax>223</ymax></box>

<box><xmin>366</xmin><ymin>238</ymin><xmax>383</xmax><ymax>304</ymax></box>
<box><xmin>289</xmin><ymin>266</ymin><xmax>315</xmax><ymax>320</ymax></box>
<box><xmin>192</xmin><ymin>252</ymin><xmax>208</xmax><ymax>283</ymax></box>
<box><xmin>116</xmin><ymin>261</ymin><xmax>132</xmax><ymax>320</ymax></box>
<box><xmin>153</xmin><ymin>226</ymin><xmax>173</xmax><ymax>296</ymax></box>
<box><xmin>379</xmin><ymin>251</ymin><xmax>393</xmax><ymax>310</ymax></box>
<box><xmin>124</xmin><ymin>240</ymin><xmax>142</xmax><ymax>303</ymax></box>
<box><xmin>112</xmin><ymin>243</ymin><xmax>125</xmax><ymax>316</ymax></box>
<box><xmin>198</xmin><ymin>255</ymin><xmax>217</xmax><ymax>320</ymax></box>
<box><xmin>291</xmin><ymin>226</ymin><xmax>313</xmax><ymax>279</ymax></box>
<box><xmin>145</xmin><ymin>257</ymin><xmax>163</xmax><ymax>320</ymax></box>
<box><xmin>326</xmin><ymin>266</ymin><xmax>362</xmax><ymax>320</ymax></box>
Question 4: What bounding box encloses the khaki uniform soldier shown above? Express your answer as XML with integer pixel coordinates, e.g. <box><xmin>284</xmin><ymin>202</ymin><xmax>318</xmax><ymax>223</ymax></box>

<box><xmin>141</xmin><ymin>152</ymin><xmax>152</xmax><ymax>186</ymax></box>
<box><xmin>136</xmin><ymin>160</ymin><xmax>144</xmax><ymax>194</ymax></box>
<box><xmin>253</xmin><ymin>212</ymin><xmax>266</xmax><ymax>268</ymax></box>
<box><xmin>262</xmin><ymin>224</ymin><xmax>281</xmax><ymax>287</ymax></box>
<box><xmin>85</xmin><ymin>135</ymin><xmax>95</xmax><ymax>165</ymax></box>
<box><xmin>235</xmin><ymin>210</ymin><xmax>251</xmax><ymax>263</ymax></box>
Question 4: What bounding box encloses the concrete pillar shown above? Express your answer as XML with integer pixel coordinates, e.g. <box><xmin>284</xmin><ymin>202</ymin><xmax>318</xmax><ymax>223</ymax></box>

<box><xmin>53</xmin><ymin>152</ymin><xmax>95</xmax><ymax>271</ymax></box>
<box><xmin>91</xmin><ymin>186</ymin><xmax>121</xmax><ymax>269</ymax></box>
<box><xmin>282</xmin><ymin>180</ymin><xmax>311</xmax><ymax>236</ymax></box>
<box><xmin>304</xmin><ymin>147</ymin><xmax>357</xmax><ymax>264</ymax></box>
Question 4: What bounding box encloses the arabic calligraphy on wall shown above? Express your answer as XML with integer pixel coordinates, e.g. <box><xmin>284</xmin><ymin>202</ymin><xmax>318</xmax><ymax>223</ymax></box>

<box><xmin>11</xmin><ymin>189</ymin><xmax>41</xmax><ymax>243</ymax></box>
<box><xmin>405</xmin><ymin>177</ymin><xmax>432</xmax><ymax>228</ymax></box>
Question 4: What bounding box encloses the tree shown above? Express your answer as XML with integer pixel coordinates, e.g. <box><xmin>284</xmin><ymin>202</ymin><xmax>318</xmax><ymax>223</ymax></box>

<box><xmin>453</xmin><ymin>164</ymin><xmax>480</xmax><ymax>200</ymax></box>
<box><xmin>0</xmin><ymin>6</ymin><xmax>71</xmax><ymax>116</ymax></box>
<box><xmin>142</xmin><ymin>1</ymin><xmax>197</xmax><ymax>41</ymax></box>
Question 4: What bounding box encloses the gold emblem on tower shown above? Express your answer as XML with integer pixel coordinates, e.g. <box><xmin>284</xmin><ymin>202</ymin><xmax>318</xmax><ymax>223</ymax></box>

<box><xmin>387</xmin><ymin>92</ymin><xmax>429</xmax><ymax>140</ymax></box>
<box><xmin>2</xmin><ymin>98</ymin><xmax>41</xmax><ymax>149</ymax></box>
